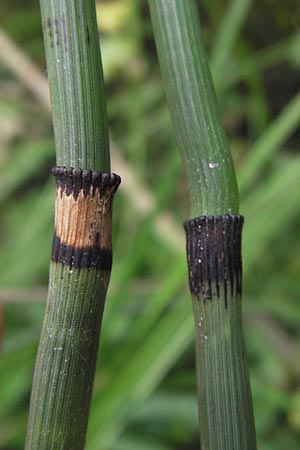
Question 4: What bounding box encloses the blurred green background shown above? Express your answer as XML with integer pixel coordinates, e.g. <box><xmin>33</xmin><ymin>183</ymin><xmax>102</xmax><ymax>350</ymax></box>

<box><xmin>0</xmin><ymin>0</ymin><xmax>300</xmax><ymax>449</ymax></box>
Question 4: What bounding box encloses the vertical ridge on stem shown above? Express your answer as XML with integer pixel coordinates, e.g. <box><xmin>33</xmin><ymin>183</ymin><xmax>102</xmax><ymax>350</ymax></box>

<box><xmin>26</xmin><ymin>1</ymin><xmax>120</xmax><ymax>448</ymax></box>
<box><xmin>26</xmin><ymin>168</ymin><xmax>120</xmax><ymax>450</ymax></box>
<box><xmin>148</xmin><ymin>0</ymin><xmax>239</xmax><ymax>217</ymax></box>
<box><xmin>40</xmin><ymin>0</ymin><xmax>110</xmax><ymax>170</ymax></box>
<box><xmin>148</xmin><ymin>1</ymin><xmax>257</xmax><ymax>448</ymax></box>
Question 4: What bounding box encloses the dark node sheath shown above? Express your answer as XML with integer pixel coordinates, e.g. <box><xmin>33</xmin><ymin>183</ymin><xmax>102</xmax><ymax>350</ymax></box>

<box><xmin>184</xmin><ymin>215</ymin><xmax>244</xmax><ymax>307</ymax></box>
<box><xmin>51</xmin><ymin>166</ymin><xmax>120</xmax><ymax>271</ymax></box>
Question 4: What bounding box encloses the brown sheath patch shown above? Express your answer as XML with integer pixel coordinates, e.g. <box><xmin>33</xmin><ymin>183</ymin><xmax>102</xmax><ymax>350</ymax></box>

<box><xmin>184</xmin><ymin>215</ymin><xmax>244</xmax><ymax>307</ymax></box>
<box><xmin>51</xmin><ymin>167</ymin><xmax>121</xmax><ymax>270</ymax></box>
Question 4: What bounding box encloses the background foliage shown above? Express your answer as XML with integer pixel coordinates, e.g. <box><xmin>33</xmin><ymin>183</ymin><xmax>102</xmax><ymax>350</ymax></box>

<box><xmin>0</xmin><ymin>0</ymin><xmax>300</xmax><ymax>449</ymax></box>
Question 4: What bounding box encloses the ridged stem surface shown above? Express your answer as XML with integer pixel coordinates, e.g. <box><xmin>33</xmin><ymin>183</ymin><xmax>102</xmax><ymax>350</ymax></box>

<box><xmin>26</xmin><ymin>169</ymin><xmax>120</xmax><ymax>450</ymax></box>
<box><xmin>184</xmin><ymin>215</ymin><xmax>256</xmax><ymax>450</ymax></box>
<box><xmin>148</xmin><ymin>0</ymin><xmax>239</xmax><ymax>217</ymax></box>
<box><xmin>192</xmin><ymin>295</ymin><xmax>256</xmax><ymax>449</ymax></box>
<box><xmin>26</xmin><ymin>1</ymin><xmax>117</xmax><ymax>448</ymax></box>
<box><xmin>39</xmin><ymin>0</ymin><xmax>110</xmax><ymax>170</ymax></box>
<box><xmin>26</xmin><ymin>263</ymin><xmax>108</xmax><ymax>449</ymax></box>
<box><xmin>149</xmin><ymin>1</ymin><xmax>256</xmax><ymax>449</ymax></box>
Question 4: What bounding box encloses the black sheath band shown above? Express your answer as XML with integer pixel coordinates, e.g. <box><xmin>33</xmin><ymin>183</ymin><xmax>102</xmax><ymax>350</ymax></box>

<box><xmin>51</xmin><ymin>234</ymin><xmax>112</xmax><ymax>271</ymax></box>
<box><xmin>184</xmin><ymin>215</ymin><xmax>244</xmax><ymax>306</ymax></box>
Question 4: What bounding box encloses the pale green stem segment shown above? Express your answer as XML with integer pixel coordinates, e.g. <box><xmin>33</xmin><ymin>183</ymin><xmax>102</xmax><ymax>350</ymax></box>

<box><xmin>193</xmin><ymin>296</ymin><xmax>256</xmax><ymax>450</ymax></box>
<box><xmin>148</xmin><ymin>1</ymin><xmax>256</xmax><ymax>449</ymax></box>
<box><xmin>148</xmin><ymin>0</ymin><xmax>239</xmax><ymax>217</ymax></box>
<box><xmin>40</xmin><ymin>0</ymin><xmax>110</xmax><ymax>170</ymax></box>
<box><xmin>25</xmin><ymin>263</ymin><xmax>110</xmax><ymax>450</ymax></box>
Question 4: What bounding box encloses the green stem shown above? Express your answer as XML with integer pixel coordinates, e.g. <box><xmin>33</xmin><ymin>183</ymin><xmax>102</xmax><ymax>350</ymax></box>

<box><xmin>26</xmin><ymin>262</ymin><xmax>109</xmax><ymax>449</ymax></box>
<box><xmin>184</xmin><ymin>215</ymin><xmax>256</xmax><ymax>450</ymax></box>
<box><xmin>40</xmin><ymin>0</ymin><xmax>110</xmax><ymax>170</ymax></box>
<box><xmin>148</xmin><ymin>1</ymin><xmax>256</xmax><ymax>449</ymax></box>
<box><xmin>25</xmin><ymin>2</ymin><xmax>119</xmax><ymax>449</ymax></box>
<box><xmin>148</xmin><ymin>0</ymin><xmax>238</xmax><ymax>217</ymax></box>
<box><xmin>192</xmin><ymin>295</ymin><xmax>256</xmax><ymax>448</ymax></box>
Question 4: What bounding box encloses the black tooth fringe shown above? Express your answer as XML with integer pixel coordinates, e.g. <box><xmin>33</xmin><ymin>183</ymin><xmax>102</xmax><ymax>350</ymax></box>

<box><xmin>52</xmin><ymin>166</ymin><xmax>121</xmax><ymax>200</ymax></box>
<box><xmin>184</xmin><ymin>215</ymin><xmax>244</xmax><ymax>307</ymax></box>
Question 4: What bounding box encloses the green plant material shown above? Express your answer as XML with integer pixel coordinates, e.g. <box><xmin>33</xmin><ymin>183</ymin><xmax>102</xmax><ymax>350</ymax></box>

<box><xmin>192</xmin><ymin>288</ymin><xmax>256</xmax><ymax>449</ymax></box>
<box><xmin>222</xmin><ymin>32</ymin><xmax>300</xmax><ymax>90</ymax></box>
<box><xmin>0</xmin><ymin>179</ymin><xmax>54</xmax><ymax>286</ymax></box>
<box><xmin>114</xmin><ymin>435</ymin><xmax>171</xmax><ymax>450</ymax></box>
<box><xmin>86</xmin><ymin>299</ymin><xmax>192</xmax><ymax>449</ymax></box>
<box><xmin>243</xmin><ymin>156</ymin><xmax>300</xmax><ymax>269</ymax></box>
<box><xmin>24</xmin><ymin>1</ymin><xmax>118</xmax><ymax>449</ymax></box>
<box><xmin>38</xmin><ymin>0</ymin><xmax>110</xmax><ymax>171</ymax></box>
<box><xmin>1</xmin><ymin>1</ymin><xmax>300</xmax><ymax>449</ymax></box>
<box><xmin>91</xmin><ymin>151</ymin><xmax>300</xmax><ymax>448</ymax></box>
<box><xmin>0</xmin><ymin>138</ymin><xmax>54</xmax><ymax>206</ymax></box>
<box><xmin>239</xmin><ymin>92</ymin><xmax>300</xmax><ymax>193</ymax></box>
<box><xmin>148</xmin><ymin>1</ymin><xmax>256</xmax><ymax>449</ymax></box>
<box><xmin>148</xmin><ymin>0</ymin><xmax>239</xmax><ymax>218</ymax></box>
<box><xmin>26</xmin><ymin>261</ymin><xmax>112</xmax><ymax>449</ymax></box>
<box><xmin>0</xmin><ymin>345</ymin><xmax>36</xmax><ymax>418</ymax></box>
<box><xmin>210</xmin><ymin>0</ymin><xmax>254</xmax><ymax>76</ymax></box>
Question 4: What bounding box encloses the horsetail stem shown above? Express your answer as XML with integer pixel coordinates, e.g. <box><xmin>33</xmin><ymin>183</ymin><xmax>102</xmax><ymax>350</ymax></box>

<box><xmin>148</xmin><ymin>1</ymin><xmax>257</xmax><ymax>448</ymax></box>
<box><xmin>40</xmin><ymin>0</ymin><xmax>110</xmax><ymax>170</ymax></box>
<box><xmin>25</xmin><ymin>2</ymin><xmax>120</xmax><ymax>449</ymax></box>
